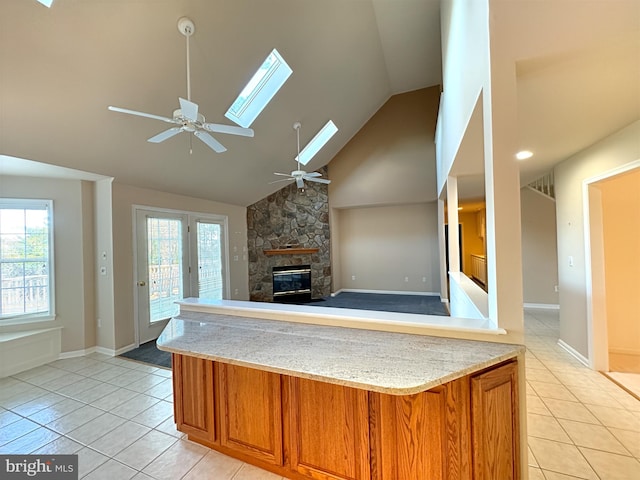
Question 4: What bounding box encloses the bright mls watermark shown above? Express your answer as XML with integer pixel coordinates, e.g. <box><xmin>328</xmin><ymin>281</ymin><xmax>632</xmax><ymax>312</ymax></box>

<box><xmin>0</xmin><ymin>455</ymin><xmax>77</xmax><ymax>479</ymax></box>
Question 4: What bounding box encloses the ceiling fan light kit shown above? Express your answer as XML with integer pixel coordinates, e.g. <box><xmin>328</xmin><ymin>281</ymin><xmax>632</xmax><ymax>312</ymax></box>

<box><xmin>271</xmin><ymin>122</ymin><xmax>331</xmax><ymax>189</ymax></box>
<box><xmin>107</xmin><ymin>17</ymin><xmax>254</xmax><ymax>154</ymax></box>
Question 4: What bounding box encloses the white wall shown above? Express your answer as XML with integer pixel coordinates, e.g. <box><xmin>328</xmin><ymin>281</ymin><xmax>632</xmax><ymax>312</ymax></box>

<box><xmin>439</xmin><ymin>0</ymin><xmax>524</xmax><ymax>337</ymax></box>
<box><xmin>95</xmin><ymin>178</ymin><xmax>115</xmax><ymax>351</ymax></box>
<box><xmin>335</xmin><ymin>203</ymin><xmax>440</xmax><ymax>294</ymax></box>
<box><xmin>437</xmin><ymin>0</ymin><xmax>490</xmax><ymax>192</ymax></box>
<box><xmin>110</xmin><ymin>183</ymin><xmax>248</xmax><ymax>350</ymax></box>
<box><xmin>520</xmin><ymin>188</ymin><xmax>559</xmax><ymax>306</ymax></box>
<box><xmin>0</xmin><ymin>176</ymin><xmax>94</xmax><ymax>353</ymax></box>
<box><xmin>554</xmin><ymin>120</ymin><xmax>640</xmax><ymax>359</ymax></box>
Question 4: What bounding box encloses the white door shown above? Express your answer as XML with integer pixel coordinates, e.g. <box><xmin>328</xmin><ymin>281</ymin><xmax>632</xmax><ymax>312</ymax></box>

<box><xmin>136</xmin><ymin>210</ymin><xmax>190</xmax><ymax>344</ymax></box>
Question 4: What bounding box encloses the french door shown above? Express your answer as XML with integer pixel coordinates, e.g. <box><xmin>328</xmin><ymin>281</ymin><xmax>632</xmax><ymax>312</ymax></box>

<box><xmin>135</xmin><ymin>208</ymin><xmax>227</xmax><ymax>344</ymax></box>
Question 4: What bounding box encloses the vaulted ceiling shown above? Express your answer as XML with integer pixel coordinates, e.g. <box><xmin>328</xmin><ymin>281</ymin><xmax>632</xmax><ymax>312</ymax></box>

<box><xmin>0</xmin><ymin>1</ymin><xmax>638</xmax><ymax>207</ymax></box>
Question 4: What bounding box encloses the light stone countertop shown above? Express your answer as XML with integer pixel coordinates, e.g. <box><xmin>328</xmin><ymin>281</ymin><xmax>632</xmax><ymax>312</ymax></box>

<box><xmin>157</xmin><ymin>310</ymin><xmax>524</xmax><ymax>395</ymax></box>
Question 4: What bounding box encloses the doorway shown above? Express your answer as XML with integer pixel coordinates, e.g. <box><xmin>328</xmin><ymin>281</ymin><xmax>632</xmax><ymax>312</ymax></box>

<box><xmin>585</xmin><ymin>162</ymin><xmax>640</xmax><ymax>396</ymax></box>
<box><xmin>134</xmin><ymin>207</ymin><xmax>228</xmax><ymax>344</ymax></box>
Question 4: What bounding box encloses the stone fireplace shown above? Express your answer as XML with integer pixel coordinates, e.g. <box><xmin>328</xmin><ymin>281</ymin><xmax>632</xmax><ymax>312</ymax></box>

<box><xmin>247</xmin><ymin>167</ymin><xmax>331</xmax><ymax>302</ymax></box>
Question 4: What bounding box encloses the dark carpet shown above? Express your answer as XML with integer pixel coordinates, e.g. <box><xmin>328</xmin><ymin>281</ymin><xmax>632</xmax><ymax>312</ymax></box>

<box><xmin>120</xmin><ymin>293</ymin><xmax>448</xmax><ymax>368</ymax></box>
<box><xmin>120</xmin><ymin>340</ymin><xmax>171</xmax><ymax>369</ymax></box>
<box><xmin>301</xmin><ymin>292</ymin><xmax>449</xmax><ymax>316</ymax></box>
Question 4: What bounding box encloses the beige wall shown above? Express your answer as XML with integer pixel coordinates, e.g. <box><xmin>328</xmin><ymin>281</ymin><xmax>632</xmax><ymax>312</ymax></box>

<box><xmin>554</xmin><ymin>120</ymin><xmax>640</xmax><ymax>358</ymax></box>
<box><xmin>520</xmin><ymin>187</ymin><xmax>559</xmax><ymax>306</ymax></box>
<box><xmin>0</xmin><ymin>176</ymin><xmax>95</xmax><ymax>352</ymax></box>
<box><xmin>335</xmin><ymin>203</ymin><xmax>440</xmax><ymax>294</ymax></box>
<box><xmin>110</xmin><ymin>183</ymin><xmax>248</xmax><ymax>350</ymax></box>
<box><xmin>328</xmin><ymin>87</ymin><xmax>440</xmax><ymax>208</ymax></box>
<box><xmin>328</xmin><ymin>87</ymin><xmax>440</xmax><ymax>296</ymax></box>
<box><xmin>598</xmin><ymin>168</ymin><xmax>640</xmax><ymax>356</ymax></box>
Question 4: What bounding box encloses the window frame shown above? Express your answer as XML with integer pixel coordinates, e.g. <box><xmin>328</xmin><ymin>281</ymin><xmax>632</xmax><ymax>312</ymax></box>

<box><xmin>0</xmin><ymin>198</ymin><xmax>55</xmax><ymax>324</ymax></box>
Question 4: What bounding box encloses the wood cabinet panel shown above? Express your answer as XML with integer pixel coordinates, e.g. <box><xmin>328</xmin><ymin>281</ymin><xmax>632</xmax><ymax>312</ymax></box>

<box><xmin>171</xmin><ymin>353</ymin><xmax>520</xmax><ymax>480</ymax></box>
<box><xmin>172</xmin><ymin>354</ymin><xmax>216</xmax><ymax>445</ymax></box>
<box><xmin>288</xmin><ymin>377</ymin><xmax>370</xmax><ymax>480</ymax></box>
<box><xmin>370</xmin><ymin>378</ymin><xmax>471</xmax><ymax>480</ymax></box>
<box><xmin>471</xmin><ymin>361</ymin><xmax>520</xmax><ymax>480</ymax></box>
<box><xmin>219</xmin><ymin>363</ymin><xmax>284</xmax><ymax>466</ymax></box>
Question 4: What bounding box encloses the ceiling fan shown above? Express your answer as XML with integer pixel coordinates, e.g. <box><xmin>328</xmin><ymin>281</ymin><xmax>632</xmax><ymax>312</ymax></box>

<box><xmin>271</xmin><ymin>122</ymin><xmax>331</xmax><ymax>189</ymax></box>
<box><xmin>107</xmin><ymin>17</ymin><xmax>253</xmax><ymax>153</ymax></box>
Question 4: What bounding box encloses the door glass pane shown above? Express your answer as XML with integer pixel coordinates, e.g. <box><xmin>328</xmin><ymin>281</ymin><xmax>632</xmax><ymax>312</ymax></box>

<box><xmin>197</xmin><ymin>222</ymin><xmax>223</xmax><ymax>299</ymax></box>
<box><xmin>147</xmin><ymin>217</ymin><xmax>183</xmax><ymax>323</ymax></box>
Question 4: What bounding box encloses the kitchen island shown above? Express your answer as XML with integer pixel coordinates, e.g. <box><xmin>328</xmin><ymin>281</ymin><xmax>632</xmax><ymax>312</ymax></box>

<box><xmin>157</xmin><ymin>300</ymin><xmax>526</xmax><ymax>480</ymax></box>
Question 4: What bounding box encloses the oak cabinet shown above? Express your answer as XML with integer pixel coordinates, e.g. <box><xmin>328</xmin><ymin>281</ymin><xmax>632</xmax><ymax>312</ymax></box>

<box><xmin>471</xmin><ymin>361</ymin><xmax>520</xmax><ymax>480</ymax></box>
<box><xmin>171</xmin><ymin>354</ymin><xmax>519</xmax><ymax>480</ymax></box>
<box><xmin>219</xmin><ymin>363</ymin><xmax>284</xmax><ymax>466</ymax></box>
<box><xmin>172</xmin><ymin>354</ymin><xmax>216</xmax><ymax>446</ymax></box>
<box><xmin>370</xmin><ymin>378</ymin><xmax>471</xmax><ymax>480</ymax></box>
<box><xmin>288</xmin><ymin>377</ymin><xmax>370</xmax><ymax>480</ymax></box>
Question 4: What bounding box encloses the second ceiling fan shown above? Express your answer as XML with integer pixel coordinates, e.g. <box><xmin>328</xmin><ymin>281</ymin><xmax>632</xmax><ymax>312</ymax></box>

<box><xmin>108</xmin><ymin>17</ymin><xmax>254</xmax><ymax>153</ymax></box>
<box><xmin>272</xmin><ymin>122</ymin><xmax>331</xmax><ymax>189</ymax></box>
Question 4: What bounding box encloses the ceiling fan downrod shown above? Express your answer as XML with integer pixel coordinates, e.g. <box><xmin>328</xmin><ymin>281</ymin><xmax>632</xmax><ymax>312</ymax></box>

<box><xmin>177</xmin><ymin>17</ymin><xmax>195</xmax><ymax>102</ymax></box>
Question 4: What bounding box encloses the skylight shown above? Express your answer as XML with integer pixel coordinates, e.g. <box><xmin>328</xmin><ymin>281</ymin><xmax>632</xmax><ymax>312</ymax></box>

<box><xmin>297</xmin><ymin>120</ymin><xmax>338</xmax><ymax>166</ymax></box>
<box><xmin>225</xmin><ymin>49</ymin><xmax>292</xmax><ymax>128</ymax></box>
<box><xmin>37</xmin><ymin>0</ymin><xmax>54</xmax><ymax>7</ymax></box>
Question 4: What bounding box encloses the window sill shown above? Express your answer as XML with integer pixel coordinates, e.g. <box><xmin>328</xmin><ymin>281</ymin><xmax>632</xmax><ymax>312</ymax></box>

<box><xmin>0</xmin><ymin>314</ymin><xmax>59</xmax><ymax>333</ymax></box>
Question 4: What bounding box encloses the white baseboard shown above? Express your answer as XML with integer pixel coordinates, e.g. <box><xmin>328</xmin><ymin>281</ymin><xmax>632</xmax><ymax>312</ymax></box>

<box><xmin>61</xmin><ymin>343</ymin><xmax>139</xmax><ymax>359</ymax></box>
<box><xmin>558</xmin><ymin>339</ymin><xmax>590</xmax><ymax>367</ymax></box>
<box><xmin>59</xmin><ymin>347</ymin><xmax>98</xmax><ymax>359</ymax></box>
<box><xmin>114</xmin><ymin>343</ymin><xmax>138</xmax><ymax>356</ymax></box>
<box><xmin>523</xmin><ymin>303</ymin><xmax>560</xmax><ymax>310</ymax></box>
<box><xmin>334</xmin><ymin>289</ymin><xmax>441</xmax><ymax>297</ymax></box>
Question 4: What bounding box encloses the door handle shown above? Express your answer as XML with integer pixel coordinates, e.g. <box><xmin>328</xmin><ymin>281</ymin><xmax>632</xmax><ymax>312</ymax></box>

<box><xmin>138</xmin><ymin>281</ymin><xmax>146</xmax><ymax>286</ymax></box>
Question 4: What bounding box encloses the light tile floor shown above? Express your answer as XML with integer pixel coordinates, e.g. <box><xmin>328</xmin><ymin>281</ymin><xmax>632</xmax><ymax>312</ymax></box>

<box><xmin>0</xmin><ymin>308</ymin><xmax>638</xmax><ymax>479</ymax></box>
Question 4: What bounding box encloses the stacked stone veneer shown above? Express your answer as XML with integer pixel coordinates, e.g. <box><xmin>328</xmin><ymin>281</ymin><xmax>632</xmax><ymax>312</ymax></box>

<box><xmin>247</xmin><ymin>167</ymin><xmax>331</xmax><ymax>302</ymax></box>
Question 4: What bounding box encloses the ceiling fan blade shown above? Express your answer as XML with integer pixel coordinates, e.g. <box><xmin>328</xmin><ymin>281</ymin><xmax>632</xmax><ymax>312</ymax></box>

<box><xmin>296</xmin><ymin>177</ymin><xmax>305</xmax><ymax>189</ymax></box>
<box><xmin>305</xmin><ymin>171</ymin><xmax>322</xmax><ymax>177</ymax></box>
<box><xmin>202</xmin><ymin>123</ymin><xmax>254</xmax><ymax>137</ymax></box>
<box><xmin>194</xmin><ymin>130</ymin><xmax>227</xmax><ymax>153</ymax></box>
<box><xmin>108</xmin><ymin>106</ymin><xmax>176</xmax><ymax>124</ymax></box>
<box><xmin>273</xmin><ymin>172</ymin><xmax>293</xmax><ymax>177</ymax></box>
<box><xmin>269</xmin><ymin>178</ymin><xmax>295</xmax><ymax>184</ymax></box>
<box><xmin>178</xmin><ymin>97</ymin><xmax>199</xmax><ymax>121</ymax></box>
<box><xmin>305</xmin><ymin>176</ymin><xmax>331</xmax><ymax>184</ymax></box>
<box><xmin>148</xmin><ymin>127</ymin><xmax>183</xmax><ymax>143</ymax></box>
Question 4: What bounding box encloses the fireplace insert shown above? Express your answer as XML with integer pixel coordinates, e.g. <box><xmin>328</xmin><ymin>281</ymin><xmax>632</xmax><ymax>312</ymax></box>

<box><xmin>272</xmin><ymin>264</ymin><xmax>311</xmax><ymax>302</ymax></box>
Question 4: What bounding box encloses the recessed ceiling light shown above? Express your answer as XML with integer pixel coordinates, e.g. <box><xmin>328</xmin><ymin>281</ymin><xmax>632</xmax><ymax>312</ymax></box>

<box><xmin>516</xmin><ymin>150</ymin><xmax>533</xmax><ymax>160</ymax></box>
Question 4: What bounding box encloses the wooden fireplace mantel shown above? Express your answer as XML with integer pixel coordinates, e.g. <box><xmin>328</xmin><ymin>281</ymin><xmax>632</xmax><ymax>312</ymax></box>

<box><xmin>263</xmin><ymin>248</ymin><xmax>319</xmax><ymax>256</ymax></box>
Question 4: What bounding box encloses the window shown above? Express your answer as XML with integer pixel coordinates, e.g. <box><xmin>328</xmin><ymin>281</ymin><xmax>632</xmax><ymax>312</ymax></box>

<box><xmin>0</xmin><ymin>199</ymin><xmax>54</xmax><ymax>320</ymax></box>
<box><xmin>297</xmin><ymin>120</ymin><xmax>338</xmax><ymax>166</ymax></box>
<box><xmin>225</xmin><ymin>49</ymin><xmax>292</xmax><ymax>128</ymax></box>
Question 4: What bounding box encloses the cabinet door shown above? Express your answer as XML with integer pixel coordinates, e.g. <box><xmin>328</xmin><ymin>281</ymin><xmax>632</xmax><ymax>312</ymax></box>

<box><xmin>219</xmin><ymin>363</ymin><xmax>284</xmax><ymax>466</ymax></box>
<box><xmin>471</xmin><ymin>361</ymin><xmax>520</xmax><ymax>480</ymax></box>
<box><xmin>172</xmin><ymin>354</ymin><xmax>216</xmax><ymax>446</ymax></box>
<box><xmin>288</xmin><ymin>377</ymin><xmax>370</xmax><ymax>480</ymax></box>
<box><xmin>370</xmin><ymin>378</ymin><xmax>471</xmax><ymax>480</ymax></box>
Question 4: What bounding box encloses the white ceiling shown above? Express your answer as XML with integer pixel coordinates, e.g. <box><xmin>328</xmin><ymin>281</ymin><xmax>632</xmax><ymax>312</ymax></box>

<box><xmin>0</xmin><ymin>0</ymin><xmax>638</xmax><ymax>207</ymax></box>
